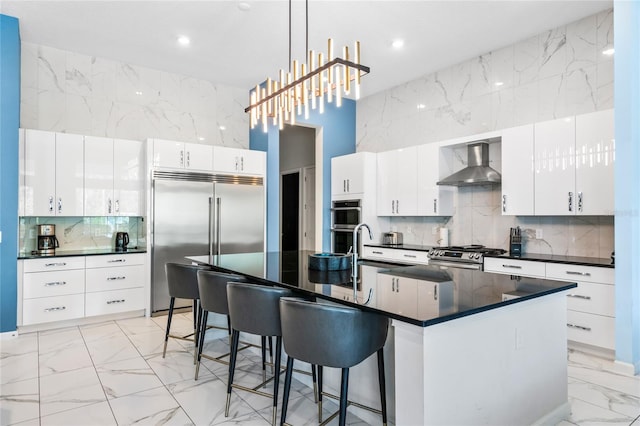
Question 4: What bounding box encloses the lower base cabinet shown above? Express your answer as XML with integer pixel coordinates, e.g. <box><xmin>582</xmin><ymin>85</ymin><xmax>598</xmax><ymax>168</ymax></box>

<box><xmin>86</xmin><ymin>287</ymin><xmax>145</xmax><ymax>316</ymax></box>
<box><xmin>22</xmin><ymin>294</ymin><xmax>85</xmax><ymax>325</ymax></box>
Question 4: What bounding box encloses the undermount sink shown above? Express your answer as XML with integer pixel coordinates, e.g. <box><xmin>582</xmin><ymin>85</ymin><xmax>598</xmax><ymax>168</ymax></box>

<box><xmin>308</xmin><ymin>253</ymin><xmax>352</xmax><ymax>271</ymax></box>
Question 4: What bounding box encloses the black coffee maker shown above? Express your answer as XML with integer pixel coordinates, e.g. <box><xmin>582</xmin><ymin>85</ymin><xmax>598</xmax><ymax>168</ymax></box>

<box><xmin>37</xmin><ymin>224</ymin><xmax>59</xmax><ymax>256</ymax></box>
<box><xmin>115</xmin><ymin>232</ymin><xmax>130</xmax><ymax>251</ymax></box>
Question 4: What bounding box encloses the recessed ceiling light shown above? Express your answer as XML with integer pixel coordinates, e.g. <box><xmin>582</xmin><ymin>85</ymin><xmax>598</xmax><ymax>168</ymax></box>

<box><xmin>416</xmin><ymin>104</ymin><xmax>426</xmax><ymax>110</ymax></box>
<box><xmin>198</xmin><ymin>136</ymin><xmax>205</xmax><ymax>141</ymax></box>
<box><xmin>219</xmin><ymin>125</ymin><xmax>226</xmax><ymax>131</ymax></box>
<box><xmin>237</xmin><ymin>2</ymin><xmax>251</xmax><ymax>11</ymax></box>
<box><xmin>392</xmin><ymin>39</ymin><xmax>404</xmax><ymax>49</ymax></box>
<box><xmin>177</xmin><ymin>35</ymin><xmax>190</xmax><ymax>46</ymax></box>
<box><xmin>602</xmin><ymin>48</ymin><xmax>614</xmax><ymax>56</ymax></box>
<box><xmin>135</xmin><ymin>91</ymin><xmax>143</xmax><ymax>96</ymax></box>
<box><xmin>495</xmin><ymin>81</ymin><xmax>504</xmax><ymax>87</ymax></box>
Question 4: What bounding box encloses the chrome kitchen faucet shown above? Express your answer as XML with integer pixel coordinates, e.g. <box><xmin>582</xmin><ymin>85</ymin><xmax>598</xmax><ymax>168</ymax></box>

<box><xmin>352</xmin><ymin>223</ymin><xmax>373</xmax><ymax>305</ymax></box>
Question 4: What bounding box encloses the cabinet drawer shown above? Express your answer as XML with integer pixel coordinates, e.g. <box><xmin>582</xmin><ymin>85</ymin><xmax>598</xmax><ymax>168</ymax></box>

<box><xmin>566</xmin><ymin>282</ymin><xmax>615</xmax><ymax>317</ymax></box>
<box><xmin>546</xmin><ymin>263</ymin><xmax>614</xmax><ymax>285</ymax></box>
<box><xmin>396</xmin><ymin>250</ymin><xmax>430</xmax><ymax>265</ymax></box>
<box><xmin>22</xmin><ymin>294</ymin><xmax>84</xmax><ymax>325</ymax></box>
<box><xmin>85</xmin><ymin>253</ymin><xmax>145</xmax><ymax>268</ymax></box>
<box><xmin>23</xmin><ymin>256</ymin><xmax>85</xmax><ymax>273</ymax></box>
<box><xmin>363</xmin><ymin>247</ymin><xmax>399</xmax><ymax>262</ymax></box>
<box><xmin>23</xmin><ymin>270</ymin><xmax>85</xmax><ymax>299</ymax></box>
<box><xmin>85</xmin><ymin>265</ymin><xmax>145</xmax><ymax>292</ymax></box>
<box><xmin>567</xmin><ymin>310</ymin><xmax>615</xmax><ymax>350</ymax></box>
<box><xmin>483</xmin><ymin>258</ymin><xmax>545</xmax><ymax>278</ymax></box>
<box><xmin>85</xmin><ymin>288</ymin><xmax>145</xmax><ymax>316</ymax></box>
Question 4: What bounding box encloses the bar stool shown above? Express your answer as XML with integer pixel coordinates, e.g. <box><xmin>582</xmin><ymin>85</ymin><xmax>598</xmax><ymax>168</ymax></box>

<box><xmin>163</xmin><ymin>263</ymin><xmax>209</xmax><ymax>362</ymax></box>
<box><xmin>195</xmin><ymin>270</ymin><xmax>249</xmax><ymax>379</ymax></box>
<box><xmin>279</xmin><ymin>298</ymin><xmax>389</xmax><ymax>426</ymax></box>
<box><xmin>225</xmin><ymin>282</ymin><xmax>294</xmax><ymax>426</ymax></box>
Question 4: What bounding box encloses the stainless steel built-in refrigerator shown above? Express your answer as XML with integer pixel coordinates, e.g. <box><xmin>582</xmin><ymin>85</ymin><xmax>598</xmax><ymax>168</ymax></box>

<box><xmin>151</xmin><ymin>171</ymin><xmax>265</xmax><ymax>313</ymax></box>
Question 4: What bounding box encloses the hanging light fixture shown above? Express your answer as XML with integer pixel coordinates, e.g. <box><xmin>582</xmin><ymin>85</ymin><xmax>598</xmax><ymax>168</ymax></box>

<box><xmin>245</xmin><ymin>0</ymin><xmax>370</xmax><ymax>131</ymax></box>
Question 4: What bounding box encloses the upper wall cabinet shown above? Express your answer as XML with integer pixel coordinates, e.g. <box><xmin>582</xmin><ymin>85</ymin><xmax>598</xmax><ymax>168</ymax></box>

<box><xmin>501</xmin><ymin>125</ymin><xmax>535</xmax><ymax>215</ymax></box>
<box><xmin>22</xmin><ymin>129</ymin><xmax>84</xmax><ymax>216</ymax></box>
<box><xmin>331</xmin><ymin>152</ymin><xmax>377</xmax><ymax>197</ymax></box>
<box><xmin>213</xmin><ymin>146</ymin><xmax>265</xmax><ymax>176</ymax></box>
<box><xmin>416</xmin><ymin>143</ymin><xmax>453</xmax><ymax>216</ymax></box>
<box><xmin>377</xmin><ymin>147</ymin><xmax>418</xmax><ymax>216</ymax></box>
<box><xmin>534</xmin><ymin>109</ymin><xmax>614</xmax><ymax>216</ymax></box>
<box><xmin>150</xmin><ymin>138</ymin><xmax>213</xmax><ymax>171</ymax></box>
<box><xmin>85</xmin><ymin>136</ymin><xmax>145</xmax><ymax>216</ymax></box>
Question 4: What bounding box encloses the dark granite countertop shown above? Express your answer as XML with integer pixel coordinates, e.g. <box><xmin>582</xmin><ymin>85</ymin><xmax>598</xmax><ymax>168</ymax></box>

<box><xmin>18</xmin><ymin>247</ymin><xmax>147</xmax><ymax>260</ymax></box>
<box><xmin>485</xmin><ymin>252</ymin><xmax>614</xmax><ymax>268</ymax></box>
<box><xmin>187</xmin><ymin>250</ymin><xmax>576</xmax><ymax>327</ymax></box>
<box><xmin>364</xmin><ymin>243</ymin><xmax>433</xmax><ymax>252</ymax></box>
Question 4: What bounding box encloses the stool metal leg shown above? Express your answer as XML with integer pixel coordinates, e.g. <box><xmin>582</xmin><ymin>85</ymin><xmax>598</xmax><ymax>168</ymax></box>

<box><xmin>318</xmin><ymin>366</ymin><xmax>323</xmax><ymax>422</ymax></box>
<box><xmin>162</xmin><ymin>297</ymin><xmax>175</xmax><ymax>358</ymax></box>
<box><xmin>377</xmin><ymin>348</ymin><xmax>388</xmax><ymax>426</ymax></box>
<box><xmin>271</xmin><ymin>337</ymin><xmax>283</xmax><ymax>426</ymax></box>
<box><xmin>194</xmin><ymin>300</ymin><xmax>201</xmax><ymax>364</ymax></box>
<box><xmin>225</xmin><ymin>329</ymin><xmax>240</xmax><ymax>417</ymax></box>
<box><xmin>311</xmin><ymin>364</ymin><xmax>318</xmax><ymax>403</ymax></box>
<box><xmin>195</xmin><ymin>310</ymin><xmax>208</xmax><ymax>380</ymax></box>
<box><xmin>280</xmin><ymin>357</ymin><xmax>294</xmax><ymax>426</ymax></box>
<box><xmin>338</xmin><ymin>368</ymin><xmax>349</xmax><ymax>426</ymax></box>
<box><xmin>261</xmin><ymin>336</ymin><xmax>267</xmax><ymax>387</ymax></box>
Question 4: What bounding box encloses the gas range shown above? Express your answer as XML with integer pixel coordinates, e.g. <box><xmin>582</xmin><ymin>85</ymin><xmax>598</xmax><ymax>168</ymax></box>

<box><xmin>428</xmin><ymin>245</ymin><xmax>506</xmax><ymax>270</ymax></box>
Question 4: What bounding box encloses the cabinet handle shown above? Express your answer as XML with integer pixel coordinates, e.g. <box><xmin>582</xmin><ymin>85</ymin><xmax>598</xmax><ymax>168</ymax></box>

<box><xmin>107</xmin><ymin>276</ymin><xmax>126</xmax><ymax>281</ymax></box>
<box><xmin>577</xmin><ymin>192</ymin><xmax>583</xmax><ymax>212</ymax></box>
<box><xmin>396</xmin><ymin>279</ymin><xmax>400</xmax><ymax>291</ymax></box>
<box><xmin>502</xmin><ymin>264</ymin><xmax>522</xmax><ymax>269</ymax></box>
<box><xmin>347</xmin><ymin>179</ymin><xmax>350</xmax><ymax>192</ymax></box>
<box><xmin>391</xmin><ymin>278</ymin><xmax>395</xmax><ymax>292</ymax></box>
<box><xmin>396</xmin><ymin>200</ymin><xmax>400</xmax><ymax>214</ymax></box>
<box><xmin>391</xmin><ymin>200</ymin><xmax>395</xmax><ymax>214</ymax></box>
<box><xmin>568</xmin><ymin>192</ymin><xmax>573</xmax><ymax>212</ymax></box>
<box><xmin>180</xmin><ymin>150</ymin><xmax>184</xmax><ymax>167</ymax></box>
<box><xmin>403</xmin><ymin>254</ymin><xmax>417</xmax><ymax>258</ymax></box>
<box><xmin>433</xmin><ymin>199</ymin><xmax>437</xmax><ymax>214</ymax></box>
<box><xmin>107</xmin><ymin>259</ymin><xmax>126</xmax><ymax>263</ymax></box>
<box><xmin>235</xmin><ymin>157</ymin><xmax>239</xmax><ymax>171</ymax></box>
<box><xmin>434</xmin><ymin>284</ymin><xmax>438</xmax><ymax>300</ymax></box>
<box><xmin>106</xmin><ymin>299</ymin><xmax>126</xmax><ymax>304</ymax></box>
<box><xmin>567</xmin><ymin>294</ymin><xmax>592</xmax><ymax>300</ymax></box>
<box><xmin>108</xmin><ymin>198</ymin><xmax>112</xmax><ymax>214</ymax></box>
<box><xmin>565</xmin><ymin>271</ymin><xmax>591</xmax><ymax>277</ymax></box>
<box><xmin>44</xmin><ymin>306</ymin><xmax>66</xmax><ymax>312</ymax></box>
<box><xmin>186</xmin><ymin>151</ymin><xmax>190</xmax><ymax>167</ymax></box>
<box><xmin>372</xmin><ymin>251</ymin><xmax>383</xmax><ymax>255</ymax></box>
<box><xmin>49</xmin><ymin>196</ymin><xmax>54</xmax><ymax>213</ymax></box>
<box><xmin>567</xmin><ymin>323</ymin><xmax>591</xmax><ymax>332</ymax></box>
<box><xmin>115</xmin><ymin>199</ymin><xmax>120</xmax><ymax>213</ymax></box>
<box><xmin>502</xmin><ymin>195</ymin><xmax>507</xmax><ymax>213</ymax></box>
<box><xmin>58</xmin><ymin>198</ymin><xmax>62</xmax><ymax>214</ymax></box>
<box><xmin>44</xmin><ymin>281</ymin><xmax>66</xmax><ymax>286</ymax></box>
<box><xmin>241</xmin><ymin>156</ymin><xmax>244</xmax><ymax>171</ymax></box>
<box><xmin>44</xmin><ymin>262</ymin><xmax>67</xmax><ymax>267</ymax></box>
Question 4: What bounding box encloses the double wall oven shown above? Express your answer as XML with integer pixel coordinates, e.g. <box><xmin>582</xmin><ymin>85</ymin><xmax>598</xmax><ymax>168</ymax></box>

<box><xmin>331</xmin><ymin>199</ymin><xmax>361</xmax><ymax>254</ymax></box>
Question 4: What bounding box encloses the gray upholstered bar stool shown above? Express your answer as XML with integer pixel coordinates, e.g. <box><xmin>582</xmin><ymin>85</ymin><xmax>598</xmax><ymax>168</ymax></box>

<box><xmin>195</xmin><ymin>270</ymin><xmax>249</xmax><ymax>380</ymax></box>
<box><xmin>279</xmin><ymin>298</ymin><xmax>389</xmax><ymax>426</ymax></box>
<box><xmin>225</xmin><ymin>282</ymin><xmax>293</xmax><ymax>426</ymax></box>
<box><xmin>163</xmin><ymin>263</ymin><xmax>209</xmax><ymax>362</ymax></box>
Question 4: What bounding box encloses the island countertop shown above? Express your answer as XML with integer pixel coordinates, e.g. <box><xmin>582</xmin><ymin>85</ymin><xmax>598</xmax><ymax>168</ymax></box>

<box><xmin>187</xmin><ymin>250</ymin><xmax>576</xmax><ymax>327</ymax></box>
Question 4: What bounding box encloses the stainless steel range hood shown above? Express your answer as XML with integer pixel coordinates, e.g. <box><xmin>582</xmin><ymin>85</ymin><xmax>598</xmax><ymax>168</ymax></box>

<box><xmin>437</xmin><ymin>142</ymin><xmax>501</xmax><ymax>187</ymax></box>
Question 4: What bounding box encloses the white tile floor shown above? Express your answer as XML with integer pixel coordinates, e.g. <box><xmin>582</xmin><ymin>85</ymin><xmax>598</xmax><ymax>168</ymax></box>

<box><xmin>1</xmin><ymin>313</ymin><xmax>638</xmax><ymax>425</ymax></box>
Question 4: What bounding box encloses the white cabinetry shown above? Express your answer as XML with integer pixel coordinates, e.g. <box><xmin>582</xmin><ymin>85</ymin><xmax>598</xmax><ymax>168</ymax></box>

<box><xmin>377</xmin><ymin>147</ymin><xmax>417</xmax><ymax>216</ymax></box>
<box><xmin>85</xmin><ymin>254</ymin><xmax>145</xmax><ymax>316</ymax></box>
<box><xmin>417</xmin><ymin>143</ymin><xmax>453</xmax><ymax>216</ymax></box>
<box><xmin>85</xmin><ymin>137</ymin><xmax>145</xmax><ymax>216</ymax></box>
<box><xmin>150</xmin><ymin>138</ymin><xmax>213</xmax><ymax>171</ymax></box>
<box><xmin>331</xmin><ymin>152</ymin><xmax>377</xmax><ymax>196</ymax></box>
<box><xmin>501</xmin><ymin>125</ymin><xmax>535</xmax><ymax>215</ymax></box>
<box><xmin>22</xmin><ymin>129</ymin><xmax>84</xmax><ymax>216</ymax></box>
<box><xmin>213</xmin><ymin>146</ymin><xmax>265</xmax><ymax>176</ymax></box>
<box><xmin>377</xmin><ymin>273</ymin><xmax>418</xmax><ymax>317</ymax></box>
<box><xmin>362</xmin><ymin>246</ymin><xmax>430</xmax><ymax>265</ymax></box>
<box><xmin>483</xmin><ymin>257</ymin><xmax>546</xmax><ymax>278</ymax></box>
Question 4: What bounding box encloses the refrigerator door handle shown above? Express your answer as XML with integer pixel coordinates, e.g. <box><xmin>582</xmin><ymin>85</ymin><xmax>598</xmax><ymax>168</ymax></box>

<box><xmin>208</xmin><ymin>197</ymin><xmax>215</xmax><ymax>257</ymax></box>
<box><xmin>216</xmin><ymin>197</ymin><xmax>222</xmax><ymax>256</ymax></box>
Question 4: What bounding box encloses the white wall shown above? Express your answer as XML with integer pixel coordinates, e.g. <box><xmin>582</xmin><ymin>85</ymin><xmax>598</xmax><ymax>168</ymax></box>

<box><xmin>356</xmin><ymin>9</ymin><xmax>615</xmax><ymax>258</ymax></box>
<box><xmin>19</xmin><ymin>42</ymin><xmax>249</xmax><ymax>148</ymax></box>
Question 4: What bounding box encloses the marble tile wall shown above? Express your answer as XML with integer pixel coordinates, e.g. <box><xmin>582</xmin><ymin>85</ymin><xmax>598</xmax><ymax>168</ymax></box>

<box><xmin>358</xmin><ymin>9</ymin><xmax>615</xmax><ymax>258</ymax></box>
<box><xmin>20</xmin><ymin>42</ymin><xmax>249</xmax><ymax>148</ymax></box>
<box><xmin>18</xmin><ymin>216</ymin><xmax>144</xmax><ymax>254</ymax></box>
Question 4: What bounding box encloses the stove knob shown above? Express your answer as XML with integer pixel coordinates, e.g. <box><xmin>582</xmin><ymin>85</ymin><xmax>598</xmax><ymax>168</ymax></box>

<box><xmin>474</xmin><ymin>253</ymin><xmax>480</xmax><ymax>259</ymax></box>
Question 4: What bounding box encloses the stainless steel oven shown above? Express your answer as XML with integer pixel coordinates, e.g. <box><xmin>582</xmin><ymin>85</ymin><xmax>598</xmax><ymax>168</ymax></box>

<box><xmin>428</xmin><ymin>245</ymin><xmax>506</xmax><ymax>270</ymax></box>
<box><xmin>331</xmin><ymin>199</ymin><xmax>361</xmax><ymax>254</ymax></box>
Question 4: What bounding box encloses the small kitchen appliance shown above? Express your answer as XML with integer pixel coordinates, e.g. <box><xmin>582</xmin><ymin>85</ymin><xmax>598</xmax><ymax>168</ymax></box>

<box><xmin>115</xmin><ymin>232</ymin><xmax>130</xmax><ymax>251</ymax></box>
<box><xmin>382</xmin><ymin>231</ymin><xmax>403</xmax><ymax>246</ymax></box>
<box><xmin>36</xmin><ymin>224</ymin><xmax>59</xmax><ymax>256</ymax></box>
<box><xmin>428</xmin><ymin>245</ymin><xmax>506</xmax><ymax>270</ymax></box>
<box><xmin>509</xmin><ymin>226</ymin><xmax>522</xmax><ymax>256</ymax></box>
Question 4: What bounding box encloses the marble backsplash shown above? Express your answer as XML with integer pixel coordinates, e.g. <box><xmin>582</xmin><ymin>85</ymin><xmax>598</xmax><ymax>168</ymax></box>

<box><xmin>19</xmin><ymin>216</ymin><xmax>145</xmax><ymax>254</ymax></box>
<box><xmin>19</xmin><ymin>42</ymin><xmax>249</xmax><ymax>148</ymax></box>
<box><xmin>358</xmin><ymin>9</ymin><xmax>615</xmax><ymax>259</ymax></box>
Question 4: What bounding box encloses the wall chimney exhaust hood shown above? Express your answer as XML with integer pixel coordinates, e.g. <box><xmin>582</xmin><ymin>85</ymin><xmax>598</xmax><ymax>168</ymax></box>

<box><xmin>437</xmin><ymin>142</ymin><xmax>501</xmax><ymax>187</ymax></box>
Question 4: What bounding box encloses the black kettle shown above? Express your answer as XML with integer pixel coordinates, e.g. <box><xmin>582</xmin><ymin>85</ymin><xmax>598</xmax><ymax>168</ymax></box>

<box><xmin>115</xmin><ymin>232</ymin><xmax>130</xmax><ymax>251</ymax></box>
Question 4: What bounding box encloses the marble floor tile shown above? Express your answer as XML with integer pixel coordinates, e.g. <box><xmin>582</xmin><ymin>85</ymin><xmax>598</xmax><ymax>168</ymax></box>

<box><xmin>108</xmin><ymin>386</ymin><xmax>193</xmax><ymax>425</ymax></box>
<box><xmin>166</xmin><ymin>375</ymin><xmax>256</xmax><ymax>424</ymax></box>
<box><xmin>0</xmin><ymin>333</ymin><xmax>38</xmax><ymax>357</ymax></box>
<box><xmin>116</xmin><ymin>316</ymin><xmax>164</xmax><ymax>336</ymax></box>
<box><xmin>0</xmin><ymin>378</ymin><xmax>40</xmax><ymax>425</ymax></box>
<box><xmin>125</xmin><ymin>329</ymin><xmax>184</xmax><ymax>357</ymax></box>
<box><xmin>39</xmin><ymin>366</ymin><xmax>106</xmax><ymax>417</ymax></box>
<box><xmin>84</xmin><ymin>334</ymin><xmax>142</xmax><ymax>366</ymax></box>
<box><xmin>145</xmin><ymin>348</ymin><xmax>212</xmax><ymax>385</ymax></box>
<box><xmin>38</xmin><ymin>327</ymin><xmax>93</xmax><ymax>376</ymax></box>
<box><xmin>0</xmin><ymin>350</ymin><xmax>39</xmax><ymax>385</ymax></box>
<box><xmin>569</xmin><ymin>377</ymin><xmax>640</xmax><ymax>418</ymax></box>
<box><xmin>9</xmin><ymin>419</ymin><xmax>40</xmax><ymax>426</ymax></box>
<box><xmin>569</xmin><ymin>363</ymin><xmax>640</xmax><ymax>398</ymax></box>
<box><xmin>40</xmin><ymin>401</ymin><xmax>116</xmax><ymax>426</ymax></box>
<box><xmin>79</xmin><ymin>321</ymin><xmax>124</xmax><ymax>343</ymax></box>
<box><xmin>567</xmin><ymin>398</ymin><xmax>635</xmax><ymax>425</ymax></box>
<box><xmin>38</xmin><ymin>326</ymin><xmax>82</xmax><ymax>352</ymax></box>
<box><xmin>96</xmin><ymin>356</ymin><xmax>164</xmax><ymax>399</ymax></box>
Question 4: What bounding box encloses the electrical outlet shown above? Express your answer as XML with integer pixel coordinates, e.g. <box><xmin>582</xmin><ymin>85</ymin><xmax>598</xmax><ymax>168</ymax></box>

<box><xmin>536</xmin><ymin>229</ymin><xmax>543</xmax><ymax>239</ymax></box>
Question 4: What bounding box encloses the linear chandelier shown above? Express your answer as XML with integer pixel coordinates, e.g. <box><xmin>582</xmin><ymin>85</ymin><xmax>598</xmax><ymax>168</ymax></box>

<box><xmin>245</xmin><ymin>1</ymin><xmax>370</xmax><ymax>131</ymax></box>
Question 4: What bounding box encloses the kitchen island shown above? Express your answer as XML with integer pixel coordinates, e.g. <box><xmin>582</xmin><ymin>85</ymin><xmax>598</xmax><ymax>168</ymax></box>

<box><xmin>188</xmin><ymin>250</ymin><xmax>577</xmax><ymax>425</ymax></box>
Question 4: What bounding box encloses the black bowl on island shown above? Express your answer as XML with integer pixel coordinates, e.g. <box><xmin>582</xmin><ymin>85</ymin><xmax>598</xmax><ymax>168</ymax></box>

<box><xmin>308</xmin><ymin>252</ymin><xmax>352</xmax><ymax>271</ymax></box>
